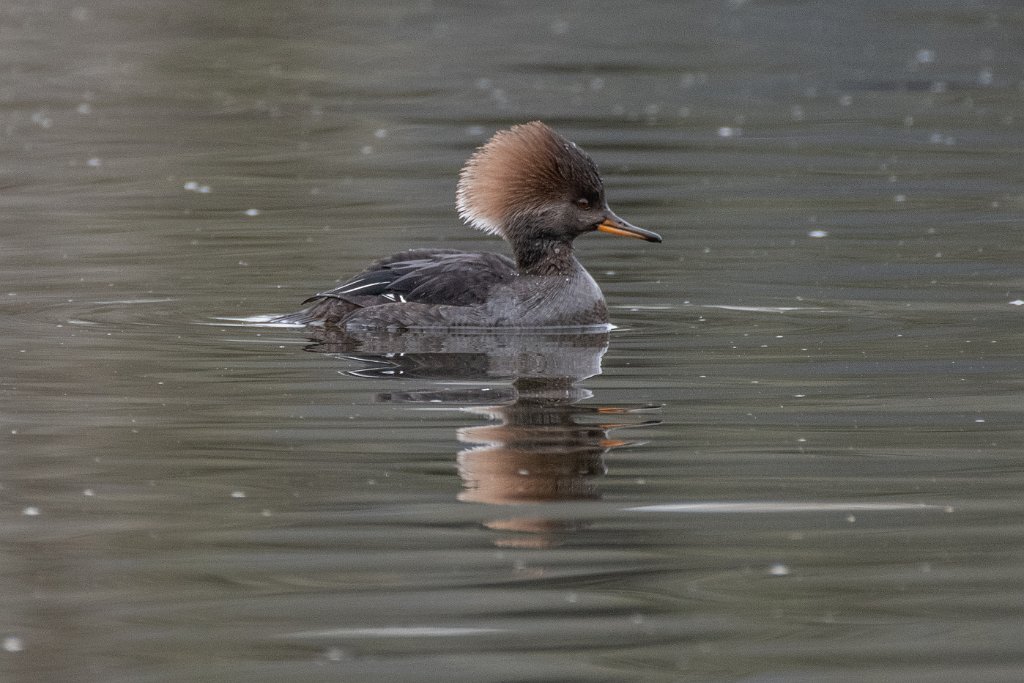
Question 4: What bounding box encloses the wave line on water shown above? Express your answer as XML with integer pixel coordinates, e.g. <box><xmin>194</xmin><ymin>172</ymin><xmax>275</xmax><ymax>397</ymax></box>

<box><xmin>283</xmin><ymin>626</ymin><xmax>507</xmax><ymax>639</ymax></box>
<box><xmin>92</xmin><ymin>297</ymin><xmax>177</xmax><ymax>305</ymax></box>
<box><xmin>627</xmin><ymin>501</ymin><xmax>946</xmax><ymax>513</ymax></box>
<box><xmin>205</xmin><ymin>315</ymin><xmax>304</xmax><ymax>328</ymax></box>
<box><xmin>702</xmin><ymin>305</ymin><xmax>827</xmax><ymax>313</ymax></box>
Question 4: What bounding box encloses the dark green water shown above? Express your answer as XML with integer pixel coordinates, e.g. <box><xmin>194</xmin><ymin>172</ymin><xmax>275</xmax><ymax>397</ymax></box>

<box><xmin>2</xmin><ymin>1</ymin><xmax>1023</xmax><ymax>681</ymax></box>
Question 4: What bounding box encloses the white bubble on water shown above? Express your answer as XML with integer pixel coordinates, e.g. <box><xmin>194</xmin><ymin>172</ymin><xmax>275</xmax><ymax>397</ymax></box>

<box><xmin>915</xmin><ymin>48</ymin><xmax>936</xmax><ymax>64</ymax></box>
<box><xmin>31</xmin><ymin>111</ymin><xmax>53</xmax><ymax>128</ymax></box>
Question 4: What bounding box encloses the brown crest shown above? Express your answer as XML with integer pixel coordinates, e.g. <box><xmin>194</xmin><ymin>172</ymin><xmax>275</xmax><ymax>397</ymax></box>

<box><xmin>456</xmin><ymin>122</ymin><xmax>603</xmax><ymax>235</ymax></box>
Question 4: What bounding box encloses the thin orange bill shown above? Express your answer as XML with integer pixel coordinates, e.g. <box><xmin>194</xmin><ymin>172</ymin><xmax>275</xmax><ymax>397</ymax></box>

<box><xmin>596</xmin><ymin>212</ymin><xmax>662</xmax><ymax>242</ymax></box>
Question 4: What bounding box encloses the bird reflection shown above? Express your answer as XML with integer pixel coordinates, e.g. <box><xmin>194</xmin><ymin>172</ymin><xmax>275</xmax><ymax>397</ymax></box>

<box><xmin>307</xmin><ymin>327</ymin><xmax>660</xmax><ymax>546</ymax></box>
<box><xmin>456</xmin><ymin>378</ymin><xmax>625</xmax><ymax>504</ymax></box>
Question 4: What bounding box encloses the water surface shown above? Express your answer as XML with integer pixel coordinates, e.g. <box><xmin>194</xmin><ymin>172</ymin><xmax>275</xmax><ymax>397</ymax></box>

<box><xmin>3</xmin><ymin>1</ymin><xmax>1024</xmax><ymax>681</ymax></box>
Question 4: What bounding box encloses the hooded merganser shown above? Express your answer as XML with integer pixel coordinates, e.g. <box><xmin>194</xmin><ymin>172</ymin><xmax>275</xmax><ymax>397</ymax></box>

<box><xmin>286</xmin><ymin>121</ymin><xmax>661</xmax><ymax>329</ymax></box>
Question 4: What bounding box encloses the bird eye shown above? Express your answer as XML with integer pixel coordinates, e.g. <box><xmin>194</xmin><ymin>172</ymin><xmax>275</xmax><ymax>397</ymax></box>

<box><xmin>575</xmin><ymin>198</ymin><xmax>591</xmax><ymax>210</ymax></box>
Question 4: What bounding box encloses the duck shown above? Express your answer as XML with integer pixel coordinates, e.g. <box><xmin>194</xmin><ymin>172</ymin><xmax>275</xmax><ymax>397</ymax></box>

<box><xmin>284</xmin><ymin>121</ymin><xmax>661</xmax><ymax>330</ymax></box>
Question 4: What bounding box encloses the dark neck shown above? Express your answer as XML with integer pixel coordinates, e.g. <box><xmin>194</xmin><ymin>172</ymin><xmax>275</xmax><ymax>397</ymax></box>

<box><xmin>510</xmin><ymin>236</ymin><xmax>578</xmax><ymax>275</ymax></box>
<box><xmin>502</xmin><ymin>216</ymin><xmax>576</xmax><ymax>274</ymax></box>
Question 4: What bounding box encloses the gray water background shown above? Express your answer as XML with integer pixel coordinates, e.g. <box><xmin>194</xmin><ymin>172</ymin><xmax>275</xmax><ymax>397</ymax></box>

<box><xmin>2</xmin><ymin>1</ymin><xmax>1024</xmax><ymax>681</ymax></box>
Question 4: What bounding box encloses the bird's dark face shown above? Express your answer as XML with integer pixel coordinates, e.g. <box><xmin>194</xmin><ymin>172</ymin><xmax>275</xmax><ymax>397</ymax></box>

<box><xmin>516</xmin><ymin>184</ymin><xmax>605</xmax><ymax>242</ymax></box>
<box><xmin>561</xmin><ymin>187</ymin><xmax>607</xmax><ymax>238</ymax></box>
<box><xmin>527</xmin><ymin>186</ymin><xmax>661</xmax><ymax>245</ymax></box>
